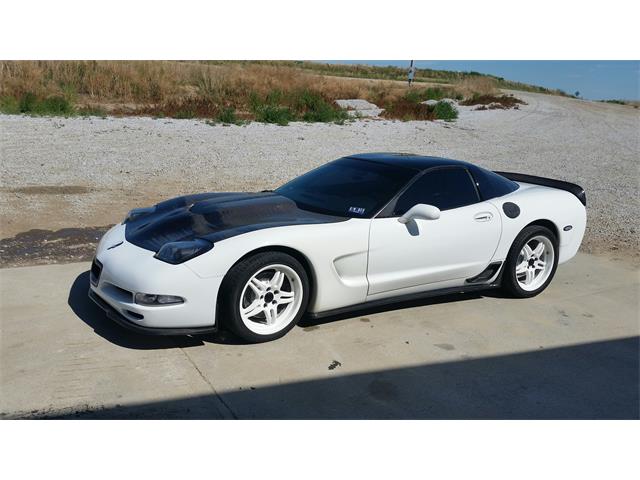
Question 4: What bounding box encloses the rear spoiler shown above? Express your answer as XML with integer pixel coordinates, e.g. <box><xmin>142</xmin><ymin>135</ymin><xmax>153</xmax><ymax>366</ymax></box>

<box><xmin>495</xmin><ymin>171</ymin><xmax>586</xmax><ymax>206</ymax></box>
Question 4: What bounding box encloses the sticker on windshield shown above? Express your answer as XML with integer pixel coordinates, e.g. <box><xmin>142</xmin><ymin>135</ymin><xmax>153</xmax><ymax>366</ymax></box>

<box><xmin>348</xmin><ymin>206</ymin><xmax>366</xmax><ymax>215</ymax></box>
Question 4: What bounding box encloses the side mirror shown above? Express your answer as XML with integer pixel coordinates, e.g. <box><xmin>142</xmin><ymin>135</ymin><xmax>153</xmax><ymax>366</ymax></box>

<box><xmin>398</xmin><ymin>204</ymin><xmax>441</xmax><ymax>223</ymax></box>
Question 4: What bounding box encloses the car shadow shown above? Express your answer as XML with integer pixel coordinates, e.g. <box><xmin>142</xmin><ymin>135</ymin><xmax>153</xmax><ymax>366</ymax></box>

<box><xmin>68</xmin><ymin>271</ymin><xmax>243</xmax><ymax>349</ymax></box>
<box><xmin>298</xmin><ymin>290</ymin><xmax>505</xmax><ymax>327</ymax></box>
<box><xmin>70</xmin><ymin>270</ymin><xmax>509</xmax><ymax>349</ymax></box>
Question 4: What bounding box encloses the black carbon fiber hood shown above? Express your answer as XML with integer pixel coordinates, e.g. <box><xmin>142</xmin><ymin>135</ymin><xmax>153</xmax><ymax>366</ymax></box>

<box><xmin>125</xmin><ymin>192</ymin><xmax>346</xmax><ymax>252</ymax></box>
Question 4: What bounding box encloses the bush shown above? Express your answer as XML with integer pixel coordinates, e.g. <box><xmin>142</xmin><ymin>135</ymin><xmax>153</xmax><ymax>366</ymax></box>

<box><xmin>254</xmin><ymin>105</ymin><xmax>293</xmax><ymax>125</ymax></box>
<box><xmin>173</xmin><ymin>109</ymin><xmax>196</xmax><ymax>119</ymax></box>
<box><xmin>460</xmin><ymin>94</ymin><xmax>526</xmax><ymax>109</ymax></box>
<box><xmin>295</xmin><ymin>90</ymin><xmax>348</xmax><ymax>123</ymax></box>
<box><xmin>19</xmin><ymin>92</ymin><xmax>38</xmax><ymax>112</ymax></box>
<box><xmin>77</xmin><ymin>105</ymin><xmax>108</xmax><ymax>117</ymax></box>
<box><xmin>381</xmin><ymin>98</ymin><xmax>436</xmax><ymax>121</ymax></box>
<box><xmin>216</xmin><ymin>106</ymin><xmax>239</xmax><ymax>124</ymax></box>
<box><xmin>37</xmin><ymin>96</ymin><xmax>74</xmax><ymax>115</ymax></box>
<box><xmin>434</xmin><ymin>101</ymin><xmax>458</xmax><ymax>121</ymax></box>
<box><xmin>1</xmin><ymin>93</ymin><xmax>76</xmax><ymax>116</ymax></box>
<box><xmin>0</xmin><ymin>96</ymin><xmax>20</xmax><ymax>114</ymax></box>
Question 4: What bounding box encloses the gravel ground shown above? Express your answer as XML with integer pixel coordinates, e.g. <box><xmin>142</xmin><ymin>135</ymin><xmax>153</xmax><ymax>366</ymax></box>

<box><xmin>1</xmin><ymin>91</ymin><xmax>638</xmax><ymax>266</ymax></box>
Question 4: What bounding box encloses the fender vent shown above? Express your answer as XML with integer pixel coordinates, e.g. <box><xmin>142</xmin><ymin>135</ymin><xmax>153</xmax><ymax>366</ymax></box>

<box><xmin>466</xmin><ymin>262</ymin><xmax>502</xmax><ymax>284</ymax></box>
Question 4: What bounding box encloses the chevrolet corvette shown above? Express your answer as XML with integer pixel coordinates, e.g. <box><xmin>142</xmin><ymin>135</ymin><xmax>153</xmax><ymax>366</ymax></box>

<box><xmin>89</xmin><ymin>153</ymin><xmax>586</xmax><ymax>342</ymax></box>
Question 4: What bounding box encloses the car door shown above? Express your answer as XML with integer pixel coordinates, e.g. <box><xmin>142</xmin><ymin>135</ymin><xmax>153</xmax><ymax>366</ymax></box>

<box><xmin>366</xmin><ymin>166</ymin><xmax>501</xmax><ymax>296</ymax></box>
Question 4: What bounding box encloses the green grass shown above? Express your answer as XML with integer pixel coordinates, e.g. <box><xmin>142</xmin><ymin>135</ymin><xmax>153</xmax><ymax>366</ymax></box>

<box><xmin>77</xmin><ymin>105</ymin><xmax>108</xmax><ymax>117</ymax></box>
<box><xmin>0</xmin><ymin>95</ymin><xmax>20</xmax><ymax>114</ymax></box>
<box><xmin>253</xmin><ymin>105</ymin><xmax>294</xmax><ymax>125</ymax></box>
<box><xmin>216</xmin><ymin>106</ymin><xmax>239</xmax><ymax>124</ymax></box>
<box><xmin>0</xmin><ymin>92</ymin><xmax>74</xmax><ymax>116</ymax></box>
<box><xmin>433</xmin><ymin>101</ymin><xmax>458</xmax><ymax>121</ymax></box>
<box><xmin>249</xmin><ymin>89</ymin><xmax>349</xmax><ymax>125</ymax></box>
<box><xmin>295</xmin><ymin>90</ymin><xmax>349</xmax><ymax>123</ymax></box>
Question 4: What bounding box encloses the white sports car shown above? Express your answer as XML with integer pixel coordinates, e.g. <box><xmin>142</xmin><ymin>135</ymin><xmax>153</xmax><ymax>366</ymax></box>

<box><xmin>89</xmin><ymin>153</ymin><xmax>586</xmax><ymax>342</ymax></box>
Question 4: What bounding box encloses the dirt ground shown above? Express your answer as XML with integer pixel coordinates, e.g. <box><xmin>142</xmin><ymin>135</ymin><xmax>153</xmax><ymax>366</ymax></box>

<box><xmin>0</xmin><ymin>90</ymin><xmax>638</xmax><ymax>267</ymax></box>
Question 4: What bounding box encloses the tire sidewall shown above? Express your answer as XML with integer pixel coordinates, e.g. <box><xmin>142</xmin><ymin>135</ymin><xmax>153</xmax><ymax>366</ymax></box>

<box><xmin>504</xmin><ymin>225</ymin><xmax>559</xmax><ymax>298</ymax></box>
<box><xmin>221</xmin><ymin>251</ymin><xmax>310</xmax><ymax>343</ymax></box>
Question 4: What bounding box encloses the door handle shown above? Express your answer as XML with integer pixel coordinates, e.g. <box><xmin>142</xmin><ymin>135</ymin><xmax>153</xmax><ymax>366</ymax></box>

<box><xmin>474</xmin><ymin>212</ymin><xmax>493</xmax><ymax>222</ymax></box>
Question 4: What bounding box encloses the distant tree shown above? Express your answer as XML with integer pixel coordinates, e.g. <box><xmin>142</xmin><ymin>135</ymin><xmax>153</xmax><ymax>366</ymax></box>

<box><xmin>575</xmin><ymin>91</ymin><xmax>580</xmax><ymax>98</ymax></box>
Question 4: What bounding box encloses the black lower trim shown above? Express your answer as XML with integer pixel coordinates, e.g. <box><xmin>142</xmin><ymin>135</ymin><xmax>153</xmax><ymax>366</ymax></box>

<box><xmin>88</xmin><ymin>289</ymin><xmax>216</xmax><ymax>336</ymax></box>
<box><xmin>466</xmin><ymin>261</ymin><xmax>503</xmax><ymax>284</ymax></box>
<box><xmin>307</xmin><ymin>282</ymin><xmax>501</xmax><ymax>320</ymax></box>
<box><xmin>495</xmin><ymin>171</ymin><xmax>586</xmax><ymax>206</ymax></box>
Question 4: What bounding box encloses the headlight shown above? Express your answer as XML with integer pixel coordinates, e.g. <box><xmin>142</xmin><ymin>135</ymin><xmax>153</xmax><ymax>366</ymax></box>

<box><xmin>135</xmin><ymin>293</ymin><xmax>184</xmax><ymax>306</ymax></box>
<box><xmin>124</xmin><ymin>206</ymin><xmax>155</xmax><ymax>224</ymax></box>
<box><xmin>154</xmin><ymin>239</ymin><xmax>213</xmax><ymax>264</ymax></box>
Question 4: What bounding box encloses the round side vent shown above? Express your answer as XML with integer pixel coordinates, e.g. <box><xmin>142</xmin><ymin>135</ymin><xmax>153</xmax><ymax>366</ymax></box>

<box><xmin>502</xmin><ymin>202</ymin><xmax>520</xmax><ymax>218</ymax></box>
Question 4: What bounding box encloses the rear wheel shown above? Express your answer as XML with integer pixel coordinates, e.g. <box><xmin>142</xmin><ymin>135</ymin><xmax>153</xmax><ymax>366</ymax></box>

<box><xmin>503</xmin><ymin>225</ymin><xmax>558</xmax><ymax>298</ymax></box>
<box><xmin>220</xmin><ymin>251</ymin><xmax>309</xmax><ymax>343</ymax></box>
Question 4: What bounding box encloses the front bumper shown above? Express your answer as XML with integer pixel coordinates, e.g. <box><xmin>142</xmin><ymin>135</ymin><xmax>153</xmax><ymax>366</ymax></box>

<box><xmin>89</xmin><ymin>289</ymin><xmax>216</xmax><ymax>335</ymax></box>
<box><xmin>90</xmin><ymin>223</ymin><xmax>224</xmax><ymax>332</ymax></box>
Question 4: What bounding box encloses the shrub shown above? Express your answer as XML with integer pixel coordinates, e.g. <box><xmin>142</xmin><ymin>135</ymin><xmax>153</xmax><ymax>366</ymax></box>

<box><xmin>37</xmin><ymin>96</ymin><xmax>74</xmax><ymax>115</ymax></box>
<box><xmin>173</xmin><ymin>109</ymin><xmax>196</xmax><ymax>119</ymax></box>
<box><xmin>295</xmin><ymin>90</ymin><xmax>348</xmax><ymax>123</ymax></box>
<box><xmin>216</xmin><ymin>106</ymin><xmax>239</xmax><ymax>124</ymax></box>
<box><xmin>19</xmin><ymin>92</ymin><xmax>38</xmax><ymax>112</ymax></box>
<box><xmin>77</xmin><ymin>105</ymin><xmax>108</xmax><ymax>117</ymax></box>
<box><xmin>381</xmin><ymin>98</ymin><xmax>436</xmax><ymax>121</ymax></box>
<box><xmin>254</xmin><ymin>105</ymin><xmax>293</xmax><ymax>125</ymax></box>
<box><xmin>460</xmin><ymin>94</ymin><xmax>526</xmax><ymax>109</ymax></box>
<box><xmin>0</xmin><ymin>96</ymin><xmax>20</xmax><ymax>114</ymax></box>
<box><xmin>434</xmin><ymin>101</ymin><xmax>458</xmax><ymax>121</ymax></box>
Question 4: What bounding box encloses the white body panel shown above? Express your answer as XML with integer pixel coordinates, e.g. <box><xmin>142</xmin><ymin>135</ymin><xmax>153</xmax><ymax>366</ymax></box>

<box><xmin>186</xmin><ymin>218</ymin><xmax>371</xmax><ymax>312</ymax></box>
<box><xmin>487</xmin><ymin>183</ymin><xmax>586</xmax><ymax>265</ymax></box>
<box><xmin>91</xmin><ymin>224</ymin><xmax>223</xmax><ymax>328</ymax></box>
<box><xmin>366</xmin><ymin>201</ymin><xmax>501</xmax><ymax>296</ymax></box>
<box><xmin>91</xmin><ymin>181</ymin><xmax>586</xmax><ymax>330</ymax></box>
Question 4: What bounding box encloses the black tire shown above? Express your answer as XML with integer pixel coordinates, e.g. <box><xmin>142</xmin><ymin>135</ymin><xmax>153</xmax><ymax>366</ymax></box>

<box><xmin>502</xmin><ymin>225</ymin><xmax>559</xmax><ymax>298</ymax></box>
<box><xmin>219</xmin><ymin>251</ymin><xmax>310</xmax><ymax>343</ymax></box>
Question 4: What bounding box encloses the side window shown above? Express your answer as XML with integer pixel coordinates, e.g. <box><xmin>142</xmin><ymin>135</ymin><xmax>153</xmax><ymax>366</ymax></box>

<box><xmin>392</xmin><ymin>168</ymin><xmax>480</xmax><ymax>215</ymax></box>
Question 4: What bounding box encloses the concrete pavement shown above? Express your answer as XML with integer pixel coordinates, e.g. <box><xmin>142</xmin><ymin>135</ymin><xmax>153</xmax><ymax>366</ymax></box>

<box><xmin>0</xmin><ymin>253</ymin><xmax>638</xmax><ymax>419</ymax></box>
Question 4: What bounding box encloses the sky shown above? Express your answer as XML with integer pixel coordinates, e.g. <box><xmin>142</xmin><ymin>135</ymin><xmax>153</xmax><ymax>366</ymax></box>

<box><xmin>327</xmin><ymin>61</ymin><xmax>639</xmax><ymax>100</ymax></box>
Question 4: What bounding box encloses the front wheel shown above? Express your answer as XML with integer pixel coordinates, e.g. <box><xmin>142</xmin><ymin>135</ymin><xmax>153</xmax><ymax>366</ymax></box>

<box><xmin>220</xmin><ymin>251</ymin><xmax>310</xmax><ymax>343</ymax></box>
<box><xmin>502</xmin><ymin>225</ymin><xmax>559</xmax><ymax>298</ymax></box>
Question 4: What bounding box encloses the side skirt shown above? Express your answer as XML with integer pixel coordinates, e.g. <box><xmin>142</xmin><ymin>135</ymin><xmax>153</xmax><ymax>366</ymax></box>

<box><xmin>307</xmin><ymin>281</ymin><xmax>502</xmax><ymax>320</ymax></box>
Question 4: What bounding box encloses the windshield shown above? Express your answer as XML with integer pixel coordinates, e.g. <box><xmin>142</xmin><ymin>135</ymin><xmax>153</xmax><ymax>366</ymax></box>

<box><xmin>276</xmin><ymin>158</ymin><xmax>416</xmax><ymax>218</ymax></box>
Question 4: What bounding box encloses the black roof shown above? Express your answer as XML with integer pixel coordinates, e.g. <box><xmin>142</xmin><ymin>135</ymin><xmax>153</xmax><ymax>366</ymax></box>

<box><xmin>347</xmin><ymin>152</ymin><xmax>470</xmax><ymax>171</ymax></box>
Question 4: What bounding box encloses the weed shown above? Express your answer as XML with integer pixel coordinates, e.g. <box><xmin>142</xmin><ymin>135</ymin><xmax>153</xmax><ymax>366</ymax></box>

<box><xmin>381</xmin><ymin>98</ymin><xmax>436</xmax><ymax>121</ymax></box>
<box><xmin>216</xmin><ymin>106</ymin><xmax>240</xmax><ymax>124</ymax></box>
<box><xmin>0</xmin><ymin>61</ymin><xmax>546</xmax><ymax>122</ymax></box>
<box><xmin>77</xmin><ymin>105</ymin><xmax>108</xmax><ymax>117</ymax></box>
<box><xmin>434</xmin><ymin>101</ymin><xmax>458</xmax><ymax>121</ymax></box>
<box><xmin>294</xmin><ymin>90</ymin><xmax>348</xmax><ymax>123</ymax></box>
<box><xmin>460</xmin><ymin>94</ymin><xmax>526</xmax><ymax>109</ymax></box>
<box><xmin>254</xmin><ymin>105</ymin><xmax>293</xmax><ymax>125</ymax></box>
<box><xmin>19</xmin><ymin>92</ymin><xmax>38</xmax><ymax>112</ymax></box>
<box><xmin>0</xmin><ymin>96</ymin><xmax>20</xmax><ymax>114</ymax></box>
<box><xmin>38</xmin><ymin>96</ymin><xmax>74</xmax><ymax>115</ymax></box>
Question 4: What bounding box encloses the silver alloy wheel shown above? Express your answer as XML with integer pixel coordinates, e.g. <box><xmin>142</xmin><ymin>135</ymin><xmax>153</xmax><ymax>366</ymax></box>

<box><xmin>238</xmin><ymin>264</ymin><xmax>304</xmax><ymax>335</ymax></box>
<box><xmin>515</xmin><ymin>235</ymin><xmax>555</xmax><ymax>292</ymax></box>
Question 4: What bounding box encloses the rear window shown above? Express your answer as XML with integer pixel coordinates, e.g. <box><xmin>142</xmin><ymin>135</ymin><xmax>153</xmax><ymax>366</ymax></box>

<box><xmin>470</xmin><ymin>166</ymin><xmax>519</xmax><ymax>200</ymax></box>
